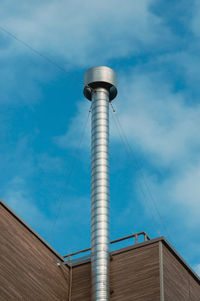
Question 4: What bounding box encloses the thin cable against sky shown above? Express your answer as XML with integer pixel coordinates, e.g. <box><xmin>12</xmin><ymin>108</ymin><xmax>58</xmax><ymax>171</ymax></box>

<box><xmin>0</xmin><ymin>25</ymin><xmax>69</xmax><ymax>74</ymax></box>
<box><xmin>49</xmin><ymin>107</ymin><xmax>91</xmax><ymax>244</ymax></box>
<box><xmin>0</xmin><ymin>23</ymin><xmax>172</xmax><ymax>243</ymax></box>
<box><xmin>110</xmin><ymin>103</ymin><xmax>172</xmax><ymax>242</ymax></box>
<box><xmin>0</xmin><ymin>24</ymin><xmax>93</xmax><ymax>244</ymax></box>
<box><xmin>110</xmin><ymin>105</ymin><xmax>161</xmax><ymax>237</ymax></box>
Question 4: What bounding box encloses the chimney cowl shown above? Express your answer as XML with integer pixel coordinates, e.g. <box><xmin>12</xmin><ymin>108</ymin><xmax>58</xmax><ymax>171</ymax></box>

<box><xmin>83</xmin><ymin>66</ymin><xmax>117</xmax><ymax>101</ymax></box>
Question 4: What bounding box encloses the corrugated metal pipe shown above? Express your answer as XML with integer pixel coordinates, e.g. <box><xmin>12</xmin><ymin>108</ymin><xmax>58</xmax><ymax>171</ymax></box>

<box><xmin>83</xmin><ymin>66</ymin><xmax>117</xmax><ymax>301</ymax></box>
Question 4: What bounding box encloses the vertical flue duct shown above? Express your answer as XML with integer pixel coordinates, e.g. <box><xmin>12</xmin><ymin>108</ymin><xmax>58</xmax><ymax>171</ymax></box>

<box><xmin>83</xmin><ymin>67</ymin><xmax>117</xmax><ymax>301</ymax></box>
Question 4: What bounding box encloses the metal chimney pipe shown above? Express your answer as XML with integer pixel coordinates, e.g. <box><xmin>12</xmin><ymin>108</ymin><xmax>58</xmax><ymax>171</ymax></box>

<box><xmin>84</xmin><ymin>66</ymin><xmax>117</xmax><ymax>301</ymax></box>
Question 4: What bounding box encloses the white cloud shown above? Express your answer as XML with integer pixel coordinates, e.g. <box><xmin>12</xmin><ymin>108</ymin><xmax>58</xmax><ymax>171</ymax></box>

<box><xmin>55</xmin><ymin>100</ymin><xmax>91</xmax><ymax>150</ymax></box>
<box><xmin>61</xmin><ymin>68</ymin><xmax>200</xmax><ymax>167</ymax></box>
<box><xmin>0</xmin><ymin>136</ymin><xmax>66</xmax><ymax>218</ymax></box>
<box><xmin>2</xmin><ymin>176</ymin><xmax>50</xmax><ymax>232</ymax></box>
<box><xmin>0</xmin><ymin>0</ymin><xmax>199</xmax><ymax>263</ymax></box>
<box><xmin>0</xmin><ymin>0</ymin><xmax>171</xmax><ymax>67</ymax></box>
<box><xmin>0</xmin><ymin>0</ymin><xmax>172</xmax><ymax>107</ymax></box>
<box><xmin>0</xmin><ymin>54</ymin><xmax>48</xmax><ymax>105</ymax></box>
<box><xmin>1</xmin><ymin>160</ymin><xmax>91</xmax><ymax>252</ymax></box>
<box><xmin>112</xmin><ymin>70</ymin><xmax>200</xmax><ymax>240</ymax></box>
<box><xmin>143</xmin><ymin>165</ymin><xmax>200</xmax><ymax>229</ymax></box>
<box><xmin>172</xmin><ymin>163</ymin><xmax>200</xmax><ymax>216</ymax></box>
<box><xmin>191</xmin><ymin>0</ymin><xmax>200</xmax><ymax>37</ymax></box>
<box><xmin>113</xmin><ymin>70</ymin><xmax>200</xmax><ymax>167</ymax></box>
<box><xmin>58</xmin><ymin>66</ymin><xmax>200</xmax><ymax>246</ymax></box>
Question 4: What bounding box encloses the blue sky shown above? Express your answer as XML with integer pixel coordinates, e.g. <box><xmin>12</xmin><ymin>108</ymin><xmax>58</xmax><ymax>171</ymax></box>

<box><xmin>1</xmin><ymin>0</ymin><xmax>200</xmax><ymax>275</ymax></box>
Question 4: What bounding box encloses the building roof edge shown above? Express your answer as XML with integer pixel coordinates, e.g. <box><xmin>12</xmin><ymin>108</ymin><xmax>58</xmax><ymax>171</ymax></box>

<box><xmin>0</xmin><ymin>199</ymin><xmax>68</xmax><ymax>265</ymax></box>
<box><xmin>72</xmin><ymin>236</ymin><xmax>200</xmax><ymax>284</ymax></box>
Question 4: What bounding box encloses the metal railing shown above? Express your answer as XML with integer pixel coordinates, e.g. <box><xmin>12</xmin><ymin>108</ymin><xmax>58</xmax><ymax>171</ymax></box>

<box><xmin>63</xmin><ymin>231</ymin><xmax>150</xmax><ymax>264</ymax></box>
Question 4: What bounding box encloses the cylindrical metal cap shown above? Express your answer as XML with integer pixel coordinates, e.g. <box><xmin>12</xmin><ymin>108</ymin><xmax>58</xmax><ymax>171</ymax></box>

<box><xmin>83</xmin><ymin>66</ymin><xmax>117</xmax><ymax>101</ymax></box>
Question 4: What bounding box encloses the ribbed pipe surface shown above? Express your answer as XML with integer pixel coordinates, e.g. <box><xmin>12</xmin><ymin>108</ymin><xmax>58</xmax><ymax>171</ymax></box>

<box><xmin>91</xmin><ymin>87</ymin><xmax>110</xmax><ymax>301</ymax></box>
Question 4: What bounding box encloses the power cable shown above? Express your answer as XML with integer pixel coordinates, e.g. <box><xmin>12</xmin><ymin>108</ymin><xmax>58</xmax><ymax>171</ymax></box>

<box><xmin>0</xmin><ymin>25</ymin><xmax>69</xmax><ymax>74</ymax></box>
<box><xmin>49</xmin><ymin>107</ymin><xmax>91</xmax><ymax>243</ymax></box>
<box><xmin>110</xmin><ymin>105</ymin><xmax>161</xmax><ymax>236</ymax></box>
<box><xmin>0</xmin><ymin>25</ymin><xmax>92</xmax><ymax>243</ymax></box>
<box><xmin>111</xmin><ymin>103</ymin><xmax>171</xmax><ymax>240</ymax></box>
<box><xmin>110</xmin><ymin>103</ymin><xmax>172</xmax><ymax>241</ymax></box>
<box><xmin>0</xmin><ymin>24</ymin><xmax>172</xmax><ymax>242</ymax></box>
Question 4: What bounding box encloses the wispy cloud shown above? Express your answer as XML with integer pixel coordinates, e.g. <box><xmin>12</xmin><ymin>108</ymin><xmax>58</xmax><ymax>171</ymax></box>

<box><xmin>1</xmin><ymin>0</ymin><xmax>200</xmax><ymax>267</ymax></box>
<box><xmin>191</xmin><ymin>0</ymin><xmax>200</xmax><ymax>37</ymax></box>
<box><xmin>2</xmin><ymin>176</ymin><xmax>50</xmax><ymax>231</ymax></box>
<box><xmin>58</xmin><ymin>59</ymin><xmax>200</xmax><ymax>260</ymax></box>
<box><xmin>0</xmin><ymin>0</ymin><xmax>171</xmax><ymax>67</ymax></box>
<box><xmin>0</xmin><ymin>135</ymin><xmax>66</xmax><ymax>216</ymax></box>
<box><xmin>55</xmin><ymin>100</ymin><xmax>91</xmax><ymax>150</ymax></box>
<box><xmin>0</xmin><ymin>0</ymin><xmax>174</xmax><ymax>109</ymax></box>
<box><xmin>115</xmin><ymin>71</ymin><xmax>200</xmax><ymax>167</ymax></box>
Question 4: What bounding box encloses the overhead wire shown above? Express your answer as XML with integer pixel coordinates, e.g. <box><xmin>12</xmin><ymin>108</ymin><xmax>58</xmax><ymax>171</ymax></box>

<box><xmin>0</xmin><ymin>25</ymin><xmax>69</xmax><ymax>74</ymax></box>
<box><xmin>111</xmin><ymin>102</ymin><xmax>172</xmax><ymax>241</ymax></box>
<box><xmin>49</xmin><ymin>106</ymin><xmax>91</xmax><ymax>243</ymax></box>
<box><xmin>0</xmin><ymin>24</ymin><xmax>172</xmax><ymax>243</ymax></box>
<box><xmin>110</xmin><ymin>104</ymin><xmax>161</xmax><ymax>237</ymax></box>
<box><xmin>110</xmin><ymin>102</ymin><xmax>172</xmax><ymax>241</ymax></box>
<box><xmin>0</xmin><ymin>24</ymin><xmax>92</xmax><ymax>242</ymax></box>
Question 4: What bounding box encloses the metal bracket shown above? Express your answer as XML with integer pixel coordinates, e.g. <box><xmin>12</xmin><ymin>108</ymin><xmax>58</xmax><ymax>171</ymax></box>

<box><xmin>53</xmin><ymin>258</ymin><xmax>61</xmax><ymax>266</ymax></box>
<box><xmin>53</xmin><ymin>258</ymin><xmax>69</xmax><ymax>266</ymax></box>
